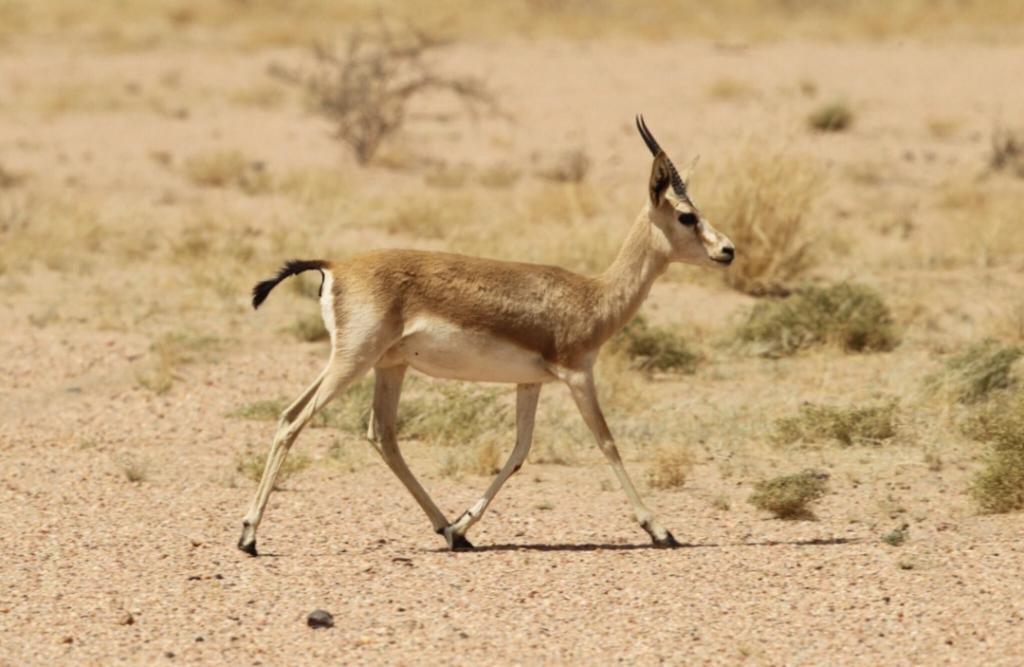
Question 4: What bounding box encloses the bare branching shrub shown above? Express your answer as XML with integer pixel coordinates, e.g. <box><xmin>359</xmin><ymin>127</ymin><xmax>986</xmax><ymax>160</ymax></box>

<box><xmin>704</xmin><ymin>154</ymin><xmax>824</xmax><ymax>295</ymax></box>
<box><xmin>734</xmin><ymin>283</ymin><xmax>899</xmax><ymax>357</ymax></box>
<box><xmin>748</xmin><ymin>470</ymin><xmax>829</xmax><ymax>519</ymax></box>
<box><xmin>965</xmin><ymin>392</ymin><xmax>1024</xmax><ymax>513</ymax></box>
<box><xmin>236</xmin><ymin>447</ymin><xmax>311</xmax><ymax>490</ymax></box>
<box><xmin>808</xmin><ymin>101</ymin><xmax>853</xmax><ymax>132</ymax></box>
<box><xmin>183</xmin><ymin>150</ymin><xmax>270</xmax><ymax>194</ymax></box>
<box><xmin>647</xmin><ymin>445</ymin><xmax>694</xmax><ymax>490</ymax></box>
<box><xmin>774</xmin><ymin>400</ymin><xmax>898</xmax><ymax>446</ymax></box>
<box><xmin>271</xmin><ymin>20</ymin><xmax>498</xmax><ymax>165</ymax></box>
<box><xmin>611</xmin><ymin>314</ymin><xmax>700</xmax><ymax>373</ymax></box>
<box><xmin>990</xmin><ymin>126</ymin><xmax>1024</xmax><ymax>177</ymax></box>
<box><xmin>931</xmin><ymin>340</ymin><xmax>1022</xmax><ymax>404</ymax></box>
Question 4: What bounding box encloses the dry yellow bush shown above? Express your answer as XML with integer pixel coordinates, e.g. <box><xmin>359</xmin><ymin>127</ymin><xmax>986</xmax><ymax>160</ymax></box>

<box><xmin>702</xmin><ymin>153</ymin><xmax>825</xmax><ymax>295</ymax></box>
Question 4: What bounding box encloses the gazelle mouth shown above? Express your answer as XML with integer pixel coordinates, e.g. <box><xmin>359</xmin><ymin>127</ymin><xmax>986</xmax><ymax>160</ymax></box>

<box><xmin>712</xmin><ymin>256</ymin><xmax>734</xmax><ymax>266</ymax></box>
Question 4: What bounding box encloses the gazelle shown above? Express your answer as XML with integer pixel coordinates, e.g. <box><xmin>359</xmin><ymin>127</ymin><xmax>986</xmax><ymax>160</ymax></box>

<box><xmin>238</xmin><ymin>116</ymin><xmax>735</xmax><ymax>554</ymax></box>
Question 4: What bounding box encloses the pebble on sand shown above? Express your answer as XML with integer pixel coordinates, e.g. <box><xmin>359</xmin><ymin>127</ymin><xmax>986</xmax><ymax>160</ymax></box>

<box><xmin>307</xmin><ymin>610</ymin><xmax>334</xmax><ymax>629</ymax></box>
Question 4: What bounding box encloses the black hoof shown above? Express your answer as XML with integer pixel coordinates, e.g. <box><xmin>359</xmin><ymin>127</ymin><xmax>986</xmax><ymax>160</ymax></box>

<box><xmin>653</xmin><ymin>530</ymin><xmax>681</xmax><ymax>548</ymax></box>
<box><xmin>237</xmin><ymin>538</ymin><xmax>258</xmax><ymax>556</ymax></box>
<box><xmin>448</xmin><ymin>533</ymin><xmax>474</xmax><ymax>551</ymax></box>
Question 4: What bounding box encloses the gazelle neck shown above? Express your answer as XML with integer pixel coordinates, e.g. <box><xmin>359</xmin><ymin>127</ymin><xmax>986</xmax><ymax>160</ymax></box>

<box><xmin>595</xmin><ymin>205</ymin><xmax>670</xmax><ymax>341</ymax></box>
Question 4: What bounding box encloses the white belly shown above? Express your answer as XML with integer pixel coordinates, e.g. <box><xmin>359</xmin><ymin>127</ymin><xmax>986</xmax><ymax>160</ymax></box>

<box><xmin>387</xmin><ymin>317</ymin><xmax>555</xmax><ymax>384</ymax></box>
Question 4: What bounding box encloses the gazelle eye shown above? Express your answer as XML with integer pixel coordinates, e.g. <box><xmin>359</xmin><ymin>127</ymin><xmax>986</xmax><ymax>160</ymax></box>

<box><xmin>677</xmin><ymin>212</ymin><xmax>698</xmax><ymax>226</ymax></box>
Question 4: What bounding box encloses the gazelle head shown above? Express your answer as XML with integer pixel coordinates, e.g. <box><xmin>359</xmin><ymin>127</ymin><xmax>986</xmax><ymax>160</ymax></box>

<box><xmin>636</xmin><ymin>115</ymin><xmax>735</xmax><ymax>267</ymax></box>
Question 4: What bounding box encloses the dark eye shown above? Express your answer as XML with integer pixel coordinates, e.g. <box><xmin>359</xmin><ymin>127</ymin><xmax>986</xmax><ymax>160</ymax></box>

<box><xmin>677</xmin><ymin>212</ymin><xmax>699</xmax><ymax>226</ymax></box>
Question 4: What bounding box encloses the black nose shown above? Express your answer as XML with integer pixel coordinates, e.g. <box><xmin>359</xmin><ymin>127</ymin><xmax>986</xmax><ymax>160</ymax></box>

<box><xmin>722</xmin><ymin>247</ymin><xmax>735</xmax><ymax>259</ymax></box>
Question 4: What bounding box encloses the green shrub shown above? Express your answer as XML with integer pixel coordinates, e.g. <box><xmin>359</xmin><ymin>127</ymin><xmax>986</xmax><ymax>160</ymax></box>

<box><xmin>808</xmin><ymin>102</ymin><xmax>853</xmax><ymax>132</ymax></box>
<box><xmin>774</xmin><ymin>400</ymin><xmax>898</xmax><ymax>446</ymax></box>
<box><xmin>966</xmin><ymin>392</ymin><xmax>1024</xmax><ymax>513</ymax></box>
<box><xmin>734</xmin><ymin>283</ymin><xmax>898</xmax><ymax>357</ymax></box>
<box><xmin>939</xmin><ymin>340</ymin><xmax>1021</xmax><ymax>404</ymax></box>
<box><xmin>612</xmin><ymin>314</ymin><xmax>700</xmax><ymax>373</ymax></box>
<box><xmin>404</xmin><ymin>384</ymin><xmax>509</xmax><ymax>446</ymax></box>
<box><xmin>749</xmin><ymin>470</ymin><xmax>829</xmax><ymax>519</ymax></box>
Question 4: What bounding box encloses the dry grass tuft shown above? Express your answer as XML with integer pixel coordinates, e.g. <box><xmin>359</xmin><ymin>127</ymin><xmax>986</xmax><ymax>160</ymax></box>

<box><xmin>611</xmin><ymin>314</ymin><xmax>700</xmax><ymax>373</ymax></box>
<box><xmin>534</xmin><ymin>148</ymin><xmax>591</xmax><ymax>183</ymax></box>
<box><xmin>990</xmin><ymin>126</ymin><xmax>1024</xmax><ymax>177</ymax></box>
<box><xmin>228</xmin><ymin>379</ymin><xmax>383</xmax><ymax>435</ymax></box>
<box><xmin>927</xmin><ymin>117</ymin><xmax>961</xmax><ymax>140</ymax></box>
<box><xmin>287</xmin><ymin>312</ymin><xmax>329</xmax><ymax>342</ymax></box>
<box><xmin>807</xmin><ymin>101</ymin><xmax>853</xmax><ymax>132</ymax></box>
<box><xmin>182</xmin><ymin>150</ymin><xmax>270</xmax><ymax>194</ymax></box>
<box><xmin>647</xmin><ymin>445</ymin><xmax>694</xmax><ymax>490</ymax></box>
<box><xmin>734</xmin><ymin>283</ymin><xmax>899</xmax><ymax>357</ymax></box>
<box><xmin>707</xmin><ymin>77</ymin><xmax>757</xmax><ymax>102</ymax></box>
<box><xmin>136</xmin><ymin>332</ymin><xmax>222</xmax><ymax>394</ymax></box>
<box><xmin>774</xmin><ymin>400</ymin><xmax>898</xmax><ymax>446</ymax></box>
<box><xmin>965</xmin><ymin>392</ymin><xmax>1024</xmax><ymax>513</ymax></box>
<box><xmin>235</xmin><ymin>447</ymin><xmax>311</xmax><ymax>490</ymax></box>
<box><xmin>440</xmin><ymin>439</ymin><xmax>505</xmax><ymax>478</ymax></box>
<box><xmin>933</xmin><ymin>340</ymin><xmax>1022</xmax><ymax>404</ymax></box>
<box><xmin>748</xmin><ymin>470</ymin><xmax>829</xmax><ymax>519</ymax></box>
<box><xmin>703</xmin><ymin>153</ymin><xmax>824</xmax><ymax>295</ymax></box>
<box><xmin>118</xmin><ymin>455</ymin><xmax>149</xmax><ymax>483</ymax></box>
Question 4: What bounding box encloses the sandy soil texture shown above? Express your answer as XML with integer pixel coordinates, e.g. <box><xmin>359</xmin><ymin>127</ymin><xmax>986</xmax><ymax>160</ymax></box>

<box><xmin>3</xmin><ymin>9</ymin><xmax>1024</xmax><ymax>665</ymax></box>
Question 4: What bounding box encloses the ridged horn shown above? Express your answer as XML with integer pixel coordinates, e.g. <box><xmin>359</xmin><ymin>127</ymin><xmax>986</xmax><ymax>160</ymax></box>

<box><xmin>636</xmin><ymin>114</ymin><xmax>687</xmax><ymax>196</ymax></box>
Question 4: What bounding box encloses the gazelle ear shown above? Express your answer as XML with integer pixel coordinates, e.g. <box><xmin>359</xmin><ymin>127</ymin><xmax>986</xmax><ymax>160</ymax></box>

<box><xmin>649</xmin><ymin>153</ymin><xmax>671</xmax><ymax>207</ymax></box>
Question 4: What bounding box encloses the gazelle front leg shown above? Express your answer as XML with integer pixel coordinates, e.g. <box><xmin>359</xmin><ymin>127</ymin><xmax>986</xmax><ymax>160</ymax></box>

<box><xmin>445</xmin><ymin>383</ymin><xmax>542</xmax><ymax>549</ymax></box>
<box><xmin>565</xmin><ymin>370</ymin><xmax>679</xmax><ymax>547</ymax></box>
<box><xmin>371</xmin><ymin>365</ymin><xmax>452</xmax><ymax>539</ymax></box>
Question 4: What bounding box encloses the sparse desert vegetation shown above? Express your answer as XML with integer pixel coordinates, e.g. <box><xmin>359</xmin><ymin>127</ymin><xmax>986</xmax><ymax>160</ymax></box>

<box><xmin>4</xmin><ymin>5</ymin><xmax>1024</xmax><ymax>665</ymax></box>
<box><xmin>807</xmin><ymin>101</ymin><xmax>854</xmax><ymax>132</ymax></box>
<box><xmin>774</xmin><ymin>400</ymin><xmax>898</xmax><ymax>446</ymax></box>
<box><xmin>704</xmin><ymin>153</ymin><xmax>824</xmax><ymax>295</ymax></box>
<box><xmin>748</xmin><ymin>470</ymin><xmax>829</xmax><ymax>519</ymax></box>
<box><xmin>734</xmin><ymin>283</ymin><xmax>899</xmax><ymax>357</ymax></box>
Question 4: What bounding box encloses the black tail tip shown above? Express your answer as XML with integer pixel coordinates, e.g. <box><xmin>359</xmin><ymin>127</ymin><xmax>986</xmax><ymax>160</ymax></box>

<box><xmin>252</xmin><ymin>280</ymin><xmax>276</xmax><ymax>310</ymax></box>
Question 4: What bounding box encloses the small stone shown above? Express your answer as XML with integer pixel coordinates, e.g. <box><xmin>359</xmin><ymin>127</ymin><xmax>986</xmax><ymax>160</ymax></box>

<box><xmin>190</xmin><ymin>538</ymin><xmax>202</xmax><ymax>547</ymax></box>
<box><xmin>61</xmin><ymin>636</ymin><xmax>74</xmax><ymax>644</ymax></box>
<box><xmin>307</xmin><ymin>609</ymin><xmax>334</xmax><ymax>629</ymax></box>
<box><xmin>119</xmin><ymin>611</ymin><xmax>135</xmax><ymax>626</ymax></box>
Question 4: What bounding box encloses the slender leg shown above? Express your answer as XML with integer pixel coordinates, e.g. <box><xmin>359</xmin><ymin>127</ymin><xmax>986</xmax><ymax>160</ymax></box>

<box><xmin>238</xmin><ymin>355</ymin><xmax>374</xmax><ymax>555</ymax></box>
<box><xmin>371</xmin><ymin>365</ymin><xmax>453</xmax><ymax>540</ymax></box>
<box><xmin>445</xmin><ymin>383</ymin><xmax>542</xmax><ymax>548</ymax></box>
<box><xmin>566</xmin><ymin>371</ymin><xmax>679</xmax><ymax>547</ymax></box>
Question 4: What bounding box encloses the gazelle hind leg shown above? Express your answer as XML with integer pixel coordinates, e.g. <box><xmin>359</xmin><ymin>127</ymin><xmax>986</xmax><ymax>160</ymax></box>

<box><xmin>238</xmin><ymin>355</ymin><xmax>374</xmax><ymax>555</ymax></box>
<box><xmin>566</xmin><ymin>371</ymin><xmax>679</xmax><ymax>547</ymax></box>
<box><xmin>370</xmin><ymin>365</ymin><xmax>453</xmax><ymax>539</ymax></box>
<box><xmin>445</xmin><ymin>383</ymin><xmax>541</xmax><ymax>547</ymax></box>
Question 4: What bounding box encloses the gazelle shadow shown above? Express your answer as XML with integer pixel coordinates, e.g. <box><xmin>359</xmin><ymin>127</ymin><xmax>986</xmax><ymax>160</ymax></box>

<box><xmin>434</xmin><ymin>536</ymin><xmax>861</xmax><ymax>553</ymax></box>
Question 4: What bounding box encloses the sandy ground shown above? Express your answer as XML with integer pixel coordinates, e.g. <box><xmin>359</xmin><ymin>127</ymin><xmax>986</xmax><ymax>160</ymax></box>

<box><xmin>2</xmin><ymin>28</ymin><xmax>1024</xmax><ymax>666</ymax></box>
